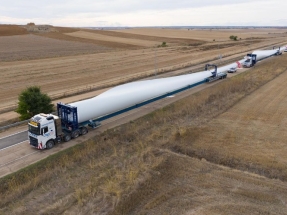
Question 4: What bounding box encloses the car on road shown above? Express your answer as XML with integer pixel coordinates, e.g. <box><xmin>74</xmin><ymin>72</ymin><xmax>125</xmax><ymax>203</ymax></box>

<box><xmin>227</xmin><ymin>67</ymin><xmax>237</xmax><ymax>73</ymax></box>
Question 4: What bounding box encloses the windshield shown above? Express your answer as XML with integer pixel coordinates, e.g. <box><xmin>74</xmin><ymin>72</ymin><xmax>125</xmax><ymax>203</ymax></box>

<box><xmin>28</xmin><ymin>124</ymin><xmax>40</xmax><ymax>135</ymax></box>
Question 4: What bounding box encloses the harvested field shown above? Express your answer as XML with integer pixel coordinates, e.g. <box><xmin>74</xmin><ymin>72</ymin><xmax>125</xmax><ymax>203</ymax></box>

<box><xmin>0</xmin><ymin>25</ymin><xmax>286</xmax><ymax>127</ymax></box>
<box><xmin>82</xmin><ymin>28</ymin><xmax>205</xmax><ymax>45</ymax></box>
<box><xmin>65</xmin><ymin>30</ymin><xmax>159</xmax><ymax>47</ymax></box>
<box><xmin>0</xmin><ymin>25</ymin><xmax>28</xmax><ymax>36</ymax></box>
<box><xmin>0</xmin><ymin>34</ymin><xmax>110</xmax><ymax>62</ymax></box>
<box><xmin>179</xmin><ymin>57</ymin><xmax>287</xmax><ymax>181</ymax></box>
<box><xmin>1</xmin><ymin>51</ymin><xmax>287</xmax><ymax>214</ymax></box>
<box><xmin>0</xmin><ymin>31</ymin><xmax>285</xmax><ymax>113</ymax></box>
<box><xmin>115</xmin><ymin>28</ymin><xmax>287</xmax><ymax>41</ymax></box>
<box><xmin>40</xmin><ymin>31</ymin><xmax>143</xmax><ymax>49</ymax></box>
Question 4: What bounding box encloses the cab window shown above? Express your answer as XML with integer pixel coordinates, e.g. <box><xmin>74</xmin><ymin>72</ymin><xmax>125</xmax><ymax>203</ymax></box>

<box><xmin>29</xmin><ymin>125</ymin><xmax>40</xmax><ymax>135</ymax></box>
<box><xmin>42</xmin><ymin>127</ymin><xmax>48</xmax><ymax>135</ymax></box>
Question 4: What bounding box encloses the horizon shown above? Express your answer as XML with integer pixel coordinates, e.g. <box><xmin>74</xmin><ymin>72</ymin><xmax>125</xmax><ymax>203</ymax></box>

<box><xmin>2</xmin><ymin>24</ymin><xmax>287</xmax><ymax>29</ymax></box>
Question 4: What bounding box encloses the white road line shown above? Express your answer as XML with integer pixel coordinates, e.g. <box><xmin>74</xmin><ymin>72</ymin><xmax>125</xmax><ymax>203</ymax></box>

<box><xmin>0</xmin><ymin>151</ymin><xmax>38</xmax><ymax>168</ymax></box>
<box><xmin>0</xmin><ymin>140</ymin><xmax>28</xmax><ymax>152</ymax></box>
<box><xmin>0</xmin><ymin>130</ymin><xmax>27</xmax><ymax>140</ymax></box>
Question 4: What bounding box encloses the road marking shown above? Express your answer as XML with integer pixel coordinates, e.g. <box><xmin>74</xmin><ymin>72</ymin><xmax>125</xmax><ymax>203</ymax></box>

<box><xmin>0</xmin><ymin>130</ymin><xmax>27</xmax><ymax>140</ymax></box>
<box><xmin>0</xmin><ymin>140</ymin><xmax>28</xmax><ymax>152</ymax></box>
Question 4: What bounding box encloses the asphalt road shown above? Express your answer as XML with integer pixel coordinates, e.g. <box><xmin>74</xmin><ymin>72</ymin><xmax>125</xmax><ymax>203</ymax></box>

<box><xmin>0</xmin><ymin>131</ymin><xmax>27</xmax><ymax>150</ymax></box>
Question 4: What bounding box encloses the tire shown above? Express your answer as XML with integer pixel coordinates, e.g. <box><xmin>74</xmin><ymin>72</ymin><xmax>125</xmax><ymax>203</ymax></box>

<box><xmin>72</xmin><ymin>130</ymin><xmax>80</xmax><ymax>139</ymax></box>
<box><xmin>64</xmin><ymin>134</ymin><xmax>71</xmax><ymax>142</ymax></box>
<box><xmin>46</xmin><ymin>140</ymin><xmax>54</xmax><ymax>149</ymax></box>
<box><xmin>80</xmin><ymin>127</ymin><xmax>88</xmax><ymax>135</ymax></box>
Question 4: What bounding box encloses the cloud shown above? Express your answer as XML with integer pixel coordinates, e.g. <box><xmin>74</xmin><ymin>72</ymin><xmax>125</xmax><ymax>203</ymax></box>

<box><xmin>0</xmin><ymin>0</ymin><xmax>287</xmax><ymax>26</ymax></box>
<box><xmin>0</xmin><ymin>0</ymin><xmax>264</xmax><ymax>17</ymax></box>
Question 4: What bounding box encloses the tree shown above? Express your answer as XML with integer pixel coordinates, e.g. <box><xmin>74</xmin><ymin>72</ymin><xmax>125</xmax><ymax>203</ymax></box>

<box><xmin>15</xmin><ymin>86</ymin><xmax>54</xmax><ymax>120</ymax></box>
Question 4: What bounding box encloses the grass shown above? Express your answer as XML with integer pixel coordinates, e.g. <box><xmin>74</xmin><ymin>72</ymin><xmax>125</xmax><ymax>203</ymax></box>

<box><xmin>1</xmin><ymin>54</ymin><xmax>287</xmax><ymax>214</ymax></box>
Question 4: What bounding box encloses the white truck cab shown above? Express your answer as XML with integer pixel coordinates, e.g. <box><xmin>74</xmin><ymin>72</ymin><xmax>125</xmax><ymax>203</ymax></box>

<box><xmin>28</xmin><ymin>113</ymin><xmax>60</xmax><ymax>149</ymax></box>
<box><xmin>243</xmin><ymin>54</ymin><xmax>257</xmax><ymax>68</ymax></box>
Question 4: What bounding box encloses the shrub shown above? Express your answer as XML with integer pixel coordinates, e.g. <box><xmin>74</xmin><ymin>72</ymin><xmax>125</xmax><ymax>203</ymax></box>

<box><xmin>229</xmin><ymin>35</ymin><xmax>238</xmax><ymax>41</ymax></box>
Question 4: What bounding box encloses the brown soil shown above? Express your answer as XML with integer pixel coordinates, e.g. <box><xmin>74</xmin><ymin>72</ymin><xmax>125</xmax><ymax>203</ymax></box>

<box><xmin>0</xmin><ymin>34</ymin><xmax>110</xmax><ymax>62</ymax></box>
<box><xmin>0</xmin><ymin>25</ymin><xmax>28</xmax><ymax>36</ymax></box>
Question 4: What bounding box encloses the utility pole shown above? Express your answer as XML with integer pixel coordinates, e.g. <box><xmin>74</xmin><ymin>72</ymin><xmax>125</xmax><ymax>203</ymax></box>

<box><xmin>218</xmin><ymin>43</ymin><xmax>221</xmax><ymax>65</ymax></box>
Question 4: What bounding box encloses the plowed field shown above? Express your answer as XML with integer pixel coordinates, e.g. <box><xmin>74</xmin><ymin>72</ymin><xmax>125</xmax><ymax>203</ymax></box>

<box><xmin>0</xmin><ymin>25</ymin><xmax>28</xmax><ymax>36</ymax></box>
<box><xmin>0</xmin><ymin>34</ymin><xmax>109</xmax><ymax>62</ymax></box>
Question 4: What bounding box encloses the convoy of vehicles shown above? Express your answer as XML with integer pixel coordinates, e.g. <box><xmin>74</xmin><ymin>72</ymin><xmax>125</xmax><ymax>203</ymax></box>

<box><xmin>27</xmin><ymin>47</ymin><xmax>286</xmax><ymax>150</ymax></box>
<box><xmin>28</xmin><ymin>63</ymin><xmax>228</xmax><ymax>150</ymax></box>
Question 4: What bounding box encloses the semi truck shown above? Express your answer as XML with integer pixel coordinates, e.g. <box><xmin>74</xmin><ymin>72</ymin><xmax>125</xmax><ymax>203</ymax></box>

<box><xmin>28</xmin><ymin>64</ymin><xmax>230</xmax><ymax>150</ymax></box>
<box><xmin>243</xmin><ymin>54</ymin><xmax>257</xmax><ymax>68</ymax></box>
<box><xmin>28</xmin><ymin>46</ymin><xmax>283</xmax><ymax>150</ymax></box>
<box><xmin>28</xmin><ymin>103</ymin><xmax>95</xmax><ymax>149</ymax></box>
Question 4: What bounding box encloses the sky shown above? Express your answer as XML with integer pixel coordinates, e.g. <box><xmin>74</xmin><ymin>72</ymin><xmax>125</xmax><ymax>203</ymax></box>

<box><xmin>0</xmin><ymin>0</ymin><xmax>287</xmax><ymax>27</ymax></box>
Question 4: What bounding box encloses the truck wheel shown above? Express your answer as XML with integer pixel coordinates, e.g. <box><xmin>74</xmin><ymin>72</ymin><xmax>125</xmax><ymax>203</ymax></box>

<box><xmin>64</xmin><ymin>134</ymin><xmax>71</xmax><ymax>142</ymax></box>
<box><xmin>72</xmin><ymin>130</ymin><xmax>80</xmax><ymax>139</ymax></box>
<box><xmin>46</xmin><ymin>140</ymin><xmax>54</xmax><ymax>149</ymax></box>
<box><xmin>80</xmin><ymin>127</ymin><xmax>88</xmax><ymax>135</ymax></box>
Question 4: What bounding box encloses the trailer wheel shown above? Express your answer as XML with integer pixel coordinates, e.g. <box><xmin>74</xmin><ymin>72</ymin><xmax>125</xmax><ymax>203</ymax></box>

<box><xmin>46</xmin><ymin>140</ymin><xmax>54</xmax><ymax>149</ymax></box>
<box><xmin>64</xmin><ymin>134</ymin><xmax>71</xmax><ymax>142</ymax></box>
<box><xmin>72</xmin><ymin>130</ymin><xmax>80</xmax><ymax>139</ymax></box>
<box><xmin>80</xmin><ymin>127</ymin><xmax>88</xmax><ymax>135</ymax></box>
